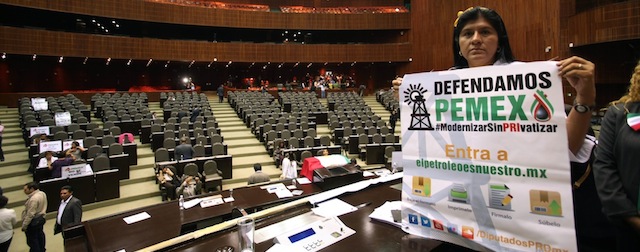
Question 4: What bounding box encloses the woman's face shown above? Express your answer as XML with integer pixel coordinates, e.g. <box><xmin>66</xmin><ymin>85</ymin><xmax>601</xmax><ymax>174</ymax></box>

<box><xmin>458</xmin><ymin>17</ymin><xmax>499</xmax><ymax>67</ymax></box>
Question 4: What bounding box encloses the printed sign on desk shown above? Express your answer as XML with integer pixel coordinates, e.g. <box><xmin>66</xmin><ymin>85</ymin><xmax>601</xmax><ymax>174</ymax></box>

<box><xmin>400</xmin><ymin>62</ymin><xmax>577</xmax><ymax>252</ymax></box>
<box><xmin>29</xmin><ymin>126</ymin><xmax>50</xmax><ymax>137</ymax></box>
<box><xmin>63</xmin><ymin>139</ymin><xmax>84</xmax><ymax>150</ymax></box>
<box><xmin>31</xmin><ymin>98</ymin><xmax>48</xmax><ymax>111</ymax></box>
<box><xmin>55</xmin><ymin>112</ymin><xmax>72</xmax><ymax>126</ymax></box>
<box><xmin>39</xmin><ymin>140</ymin><xmax>62</xmax><ymax>153</ymax></box>
<box><xmin>61</xmin><ymin>164</ymin><xmax>93</xmax><ymax>178</ymax></box>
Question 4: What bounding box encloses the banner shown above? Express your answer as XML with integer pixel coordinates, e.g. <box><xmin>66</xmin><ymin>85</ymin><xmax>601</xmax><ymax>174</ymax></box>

<box><xmin>39</xmin><ymin>140</ymin><xmax>62</xmax><ymax>153</ymax></box>
<box><xmin>61</xmin><ymin>163</ymin><xmax>93</xmax><ymax>178</ymax></box>
<box><xmin>400</xmin><ymin>62</ymin><xmax>577</xmax><ymax>252</ymax></box>
<box><xmin>31</xmin><ymin>98</ymin><xmax>48</xmax><ymax>111</ymax></box>
<box><xmin>29</xmin><ymin>126</ymin><xmax>50</xmax><ymax>137</ymax></box>
<box><xmin>63</xmin><ymin>139</ymin><xmax>84</xmax><ymax>150</ymax></box>
<box><xmin>55</xmin><ymin>112</ymin><xmax>72</xmax><ymax>126</ymax></box>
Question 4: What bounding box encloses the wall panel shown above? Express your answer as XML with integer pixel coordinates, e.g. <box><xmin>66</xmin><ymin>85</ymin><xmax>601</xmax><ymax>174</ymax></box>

<box><xmin>0</xmin><ymin>26</ymin><xmax>410</xmax><ymax>63</ymax></box>
<box><xmin>0</xmin><ymin>0</ymin><xmax>409</xmax><ymax>30</ymax></box>
<box><xmin>567</xmin><ymin>1</ymin><xmax>640</xmax><ymax>46</ymax></box>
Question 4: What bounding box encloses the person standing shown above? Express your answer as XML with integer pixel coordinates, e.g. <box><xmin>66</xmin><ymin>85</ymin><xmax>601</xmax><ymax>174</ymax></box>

<box><xmin>217</xmin><ymin>85</ymin><xmax>224</xmax><ymax>103</ymax></box>
<box><xmin>280</xmin><ymin>153</ymin><xmax>297</xmax><ymax>180</ymax></box>
<box><xmin>174</xmin><ymin>137</ymin><xmax>195</xmax><ymax>161</ymax></box>
<box><xmin>389</xmin><ymin>108</ymin><xmax>398</xmax><ymax>134</ymax></box>
<box><xmin>593</xmin><ymin>60</ymin><xmax>640</xmax><ymax>251</ymax></box>
<box><xmin>358</xmin><ymin>84</ymin><xmax>366</xmax><ymax>97</ymax></box>
<box><xmin>0</xmin><ymin>196</ymin><xmax>16</xmax><ymax>252</ymax></box>
<box><xmin>54</xmin><ymin>186</ymin><xmax>82</xmax><ymax>237</ymax></box>
<box><xmin>22</xmin><ymin>182</ymin><xmax>47</xmax><ymax>252</ymax></box>
<box><xmin>0</xmin><ymin>120</ymin><xmax>4</xmax><ymax>162</ymax></box>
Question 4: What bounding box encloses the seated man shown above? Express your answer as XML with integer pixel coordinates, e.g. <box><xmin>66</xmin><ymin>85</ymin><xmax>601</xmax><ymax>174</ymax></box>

<box><xmin>50</xmin><ymin>154</ymin><xmax>76</xmax><ymax>178</ymax></box>
<box><xmin>37</xmin><ymin>151</ymin><xmax>58</xmax><ymax>169</ymax></box>
<box><xmin>174</xmin><ymin>137</ymin><xmax>195</xmax><ymax>161</ymax></box>
<box><xmin>247</xmin><ymin>163</ymin><xmax>270</xmax><ymax>185</ymax></box>
<box><xmin>65</xmin><ymin>141</ymin><xmax>85</xmax><ymax>161</ymax></box>
<box><xmin>177</xmin><ymin>175</ymin><xmax>202</xmax><ymax>198</ymax></box>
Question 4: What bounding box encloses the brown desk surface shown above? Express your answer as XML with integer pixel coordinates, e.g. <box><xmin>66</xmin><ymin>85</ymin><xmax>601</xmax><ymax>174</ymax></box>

<box><xmin>70</xmin><ymin>180</ymin><xmax>322</xmax><ymax>252</ymax></box>
<box><xmin>166</xmin><ymin>181</ymin><xmax>476</xmax><ymax>252</ymax></box>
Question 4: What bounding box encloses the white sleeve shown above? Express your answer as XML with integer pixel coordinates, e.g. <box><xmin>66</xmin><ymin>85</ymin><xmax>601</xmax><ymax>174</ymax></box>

<box><xmin>568</xmin><ymin>135</ymin><xmax>596</xmax><ymax>163</ymax></box>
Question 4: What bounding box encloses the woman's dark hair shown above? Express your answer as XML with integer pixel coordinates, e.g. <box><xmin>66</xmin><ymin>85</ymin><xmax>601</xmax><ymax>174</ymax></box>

<box><xmin>452</xmin><ymin>6</ymin><xmax>515</xmax><ymax>69</ymax></box>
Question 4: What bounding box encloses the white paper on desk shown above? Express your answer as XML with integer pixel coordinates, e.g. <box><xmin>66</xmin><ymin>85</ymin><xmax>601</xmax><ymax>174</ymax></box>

<box><xmin>296</xmin><ymin>177</ymin><xmax>312</xmax><ymax>184</ymax></box>
<box><xmin>275</xmin><ymin>189</ymin><xmax>294</xmax><ymax>198</ymax></box>
<box><xmin>363</xmin><ymin>171</ymin><xmax>375</xmax><ymax>177</ymax></box>
<box><xmin>368</xmin><ymin>201</ymin><xmax>402</xmax><ymax>228</ymax></box>
<box><xmin>123</xmin><ymin>212</ymin><xmax>151</xmax><ymax>224</ymax></box>
<box><xmin>291</xmin><ymin>190</ymin><xmax>303</xmax><ymax>196</ymax></box>
<box><xmin>311</xmin><ymin>198</ymin><xmax>357</xmax><ymax>218</ymax></box>
<box><xmin>286</xmin><ymin>185</ymin><xmax>297</xmax><ymax>190</ymax></box>
<box><xmin>200</xmin><ymin>197</ymin><xmax>224</xmax><ymax>208</ymax></box>
<box><xmin>373</xmin><ymin>169</ymin><xmax>391</xmax><ymax>176</ymax></box>
<box><xmin>115</xmin><ymin>250</ymin><xmax>126</xmax><ymax>252</ymax></box>
<box><xmin>262</xmin><ymin>183</ymin><xmax>287</xmax><ymax>193</ymax></box>
<box><xmin>183</xmin><ymin>198</ymin><xmax>202</xmax><ymax>209</ymax></box>
<box><xmin>223</xmin><ymin>197</ymin><xmax>235</xmax><ymax>202</ymax></box>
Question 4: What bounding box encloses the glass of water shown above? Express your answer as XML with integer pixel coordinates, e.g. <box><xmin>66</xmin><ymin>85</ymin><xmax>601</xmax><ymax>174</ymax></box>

<box><xmin>237</xmin><ymin>217</ymin><xmax>255</xmax><ymax>252</ymax></box>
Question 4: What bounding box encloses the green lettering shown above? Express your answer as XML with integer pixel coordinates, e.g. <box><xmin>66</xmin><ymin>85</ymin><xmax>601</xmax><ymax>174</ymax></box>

<box><xmin>466</xmin><ymin>97</ymin><xmax>488</xmax><ymax>121</ymax></box>
<box><xmin>451</xmin><ymin>98</ymin><xmax>463</xmax><ymax>121</ymax></box>
<box><xmin>508</xmin><ymin>95</ymin><xmax>527</xmax><ymax>120</ymax></box>
<box><xmin>490</xmin><ymin>96</ymin><xmax>506</xmax><ymax>120</ymax></box>
<box><xmin>435</xmin><ymin>99</ymin><xmax>449</xmax><ymax>121</ymax></box>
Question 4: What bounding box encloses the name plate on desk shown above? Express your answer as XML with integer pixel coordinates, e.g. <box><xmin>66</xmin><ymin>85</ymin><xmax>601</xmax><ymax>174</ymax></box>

<box><xmin>273</xmin><ymin>217</ymin><xmax>355</xmax><ymax>252</ymax></box>
<box><xmin>62</xmin><ymin>164</ymin><xmax>93</xmax><ymax>178</ymax></box>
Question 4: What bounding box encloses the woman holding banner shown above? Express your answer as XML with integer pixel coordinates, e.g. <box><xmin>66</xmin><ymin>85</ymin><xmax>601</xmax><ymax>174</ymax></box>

<box><xmin>452</xmin><ymin>6</ymin><xmax>607</xmax><ymax>251</ymax></box>
<box><xmin>593</xmin><ymin>61</ymin><xmax>640</xmax><ymax>251</ymax></box>
<box><xmin>452</xmin><ymin>7</ymin><xmax>595</xmax><ymax>156</ymax></box>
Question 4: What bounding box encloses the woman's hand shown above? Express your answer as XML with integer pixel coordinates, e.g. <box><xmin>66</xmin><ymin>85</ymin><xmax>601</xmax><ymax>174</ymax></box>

<box><xmin>557</xmin><ymin>56</ymin><xmax>596</xmax><ymax>105</ymax></box>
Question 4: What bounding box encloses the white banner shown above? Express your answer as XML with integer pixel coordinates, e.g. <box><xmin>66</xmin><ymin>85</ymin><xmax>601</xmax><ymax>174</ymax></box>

<box><xmin>63</xmin><ymin>139</ymin><xmax>84</xmax><ymax>150</ymax></box>
<box><xmin>39</xmin><ymin>140</ymin><xmax>62</xmax><ymax>153</ymax></box>
<box><xmin>29</xmin><ymin>126</ymin><xmax>50</xmax><ymax>137</ymax></box>
<box><xmin>55</xmin><ymin>112</ymin><xmax>72</xmax><ymax>126</ymax></box>
<box><xmin>61</xmin><ymin>163</ymin><xmax>93</xmax><ymax>178</ymax></box>
<box><xmin>31</xmin><ymin>98</ymin><xmax>48</xmax><ymax>111</ymax></box>
<box><xmin>400</xmin><ymin>62</ymin><xmax>576</xmax><ymax>252</ymax></box>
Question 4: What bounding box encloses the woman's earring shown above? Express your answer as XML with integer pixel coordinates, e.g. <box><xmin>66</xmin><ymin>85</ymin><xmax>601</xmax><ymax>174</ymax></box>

<box><xmin>458</xmin><ymin>51</ymin><xmax>463</xmax><ymax>56</ymax></box>
<box><xmin>496</xmin><ymin>47</ymin><xmax>502</xmax><ymax>54</ymax></box>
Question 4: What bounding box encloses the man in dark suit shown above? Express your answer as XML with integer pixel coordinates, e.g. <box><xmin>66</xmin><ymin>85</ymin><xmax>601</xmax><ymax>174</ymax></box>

<box><xmin>54</xmin><ymin>185</ymin><xmax>82</xmax><ymax>237</ymax></box>
<box><xmin>174</xmin><ymin>137</ymin><xmax>195</xmax><ymax>161</ymax></box>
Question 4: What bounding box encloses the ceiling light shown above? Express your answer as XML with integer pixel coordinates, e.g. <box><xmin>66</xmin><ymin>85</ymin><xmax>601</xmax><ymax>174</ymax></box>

<box><xmin>59</xmin><ymin>56</ymin><xmax>64</xmax><ymax>63</ymax></box>
<box><xmin>214</xmin><ymin>57</ymin><xmax>218</xmax><ymax>62</ymax></box>
<box><xmin>188</xmin><ymin>60</ymin><xmax>195</xmax><ymax>68</ymax></box>
<box><xmin>83</xmin><ymin>57</ymin><xmax>88</xmax><ymax>64</ymax></box>
<box><xmin>146</xmin><ymin>59</ymin><xmax>153</xmax><ymax>67</ymax></box>
<box><xmin>126</xmin><ymin>59</ymin><xmax>132</xmax><ymax>66</ymax></box>
<box><xmin>1</xmin><ymin>53</ymin><xmax>5</xmax><ymax>59</ymax></box>
<box><xmin>32</xmin><ymin>54</ymin><xmax>37</xmax><ymax>61</ymax></box>
<box><xmin>106</xmin><ymin>57</ymin><xmax>111</xmax><ymax>65</ymax></box>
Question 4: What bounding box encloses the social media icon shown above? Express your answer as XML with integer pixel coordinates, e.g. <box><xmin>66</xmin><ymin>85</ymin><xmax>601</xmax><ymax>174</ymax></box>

<box><xmin>420</xmin><ymin>216</ymin><xmax>431</xmax><ymax>227</ymax></box>
<box><xmin>433</xmin><ymin>220</ymin><xmax>444</xmax><ymax>230</ymax></box>
<box><xmin>447</xmin><ymin>224</ymin><xmax>458</xmax><ymax>234</ymax></box>
<box><xmin>462</xmin><ymin>226</ymin><xmax>474</xmax><ymax>240</ymax></box>
<box><xmin>408</xmin><ymin>214</ymin><xmax>419</xmax><ymax>225</ymax></box>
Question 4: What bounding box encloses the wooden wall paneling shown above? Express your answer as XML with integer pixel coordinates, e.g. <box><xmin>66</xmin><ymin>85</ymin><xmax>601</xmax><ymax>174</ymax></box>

<box><xmin>0</xmin><ymin>0</ymin><xmax>409</xmax><ymax>30</ymax></box>
<box><xmin>567</xmin><ymin>1</ymin><xmax>640</xmax><ymax>46</ymax></box>
<box><xmin>0</xmin><ymin>26</ymin><xmax>406</xmax><ymax>62</ymax></box>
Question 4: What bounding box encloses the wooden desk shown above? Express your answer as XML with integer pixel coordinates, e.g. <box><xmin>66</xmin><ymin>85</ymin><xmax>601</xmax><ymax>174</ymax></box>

<box><xmin>159</xmin><ymin>179</ymin><xmax>476</xmax><ymax>252</ymax></box>
<box><xmin>66</xmin><ymin>180</ymin><xmax>322</xmax><ymax>252</ymax></box>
